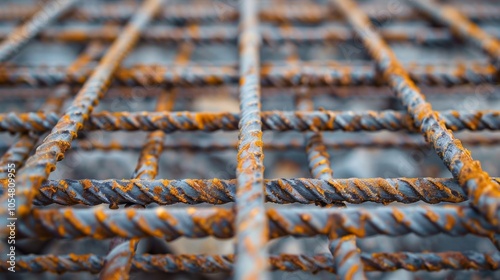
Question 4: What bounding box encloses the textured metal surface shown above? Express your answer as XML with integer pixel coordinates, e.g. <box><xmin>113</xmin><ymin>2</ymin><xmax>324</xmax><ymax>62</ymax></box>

<box><xmin>15</xmin><ymin>205</ymin><xmax>500</xmax><ymax>239</ymax></box>
<box><xmin>2</xmin><ymin>251</ymin><xmax>500</xmax><ymax>273</ymax></box>
<box><xmin>5</xmin><ymin>177</ymin><xmax>472</xmax><ymax>205</ymax></box>
<box><xmin>235</xmin><ymin>0</ymin><xmax>268</xmax><ymax>278</ymax></box>
<box><xmin>1</xmin><ymin>62</ymin><xmax>497</xmax><ymax>87</ymax></box>
<box><xmin>0</xmin><ymin>0</ymin><xmax>499</xmax><ymax>279</ymax></box>
<box><xmin>0</xmin><ymin>110</ymin><xmax>499</xmax><ymax>133</ymax></box>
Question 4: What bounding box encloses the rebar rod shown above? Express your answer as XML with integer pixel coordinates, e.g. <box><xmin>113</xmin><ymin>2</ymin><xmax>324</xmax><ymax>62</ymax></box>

<box><xmin>15</xmin><ymin>205</ymin><xmax>500</xmax><ymax>240</ymax></box>
<box><xmin>1</xmin><ymin>2</ymin><xmax>498</xmax><ymax>23</ymax></box>
<box><xmin>0</xmin><ymin>176</ymin><xmax>472</xmax><ymax>206</ymax></box>
<box><xmin>0</xmin><ymin>110</ymin><xmax>498</xmax><ymax>133</ymax></box>
<box><xmin>331</xmin><ymin>0</ymin><xmax>500</xmax><ymax>227</ymax></box>
<box><xmin>0</xmin><ymin>62</ymin><xmax>496</xmax><ymax>87</ymax></box>
<box><xmin>235</xmin><ymin>0</ymin><xmax>268</xmax><ymax>278</ymax></box>
<box><xmin>0</xmin><ymin>25</ymin><xmax>482</xmax><ymax>45</ymax></box>
<box><xmin>2</xmin><ymin>251</ymin><xmax>500</xmax><ymax>273</ymax></box>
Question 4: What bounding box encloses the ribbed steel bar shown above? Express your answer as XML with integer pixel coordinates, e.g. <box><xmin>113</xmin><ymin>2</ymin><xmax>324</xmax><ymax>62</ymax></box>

<box><xmin>1</xmin><ymin>2</ymin><xmax>498</xmax><ymax>23</ymax></box>
<box><xmin>99</xmin><ymin>92</ymin><xmax>174</xmax><ymax>280</ymax></box>
<box><xmin>15</xmin><ymin>205</ymin><xmax>500</xmax><ymax>240</ymax></box>
<box><xmin>3</xmin><ymin>176</ymin><xmax>473</xmax><ymax>206</ymax></box>
<box><xmin>0</xmin><ymin>0</ymin><xmax>79</xmax><ymax>62</ymax></box>
<box><xmin>0</xmin><ymin>61</ymin><xmax>496</xmax><ymax>87</ymax></box>
<box><xmin>2</xmin><ymin>251</ymin><xmax>500</xmax><ymax>273</ymax></box>
<box><xmin>406</xmin><ymin>0</ymin><xmax>500</xmax><ymax>69</ymax></box>
<box><xmin>5</xmin><ymin>0</ymin><xmax>164</xmax><ymax>221</ymax></box>
<box><xmin>0</xmin><ymin>110</ymin><xmax>498</xmax><ymax>133</ymax></box>
<box><xmin>332</xmin><ymin>0</ymin><xmax>500</xmax><ymax>227</ymax></box>
<box><xmin>330</xmin><ymin>236</ymin><xmax>366</xmax><ymax>279</ymax></box>
<box><xmin>0</xmin><ymin>25</ymin><xmax>477</xmax><ymax>45</ymax></box>
<box><xmin>235</xmin><ymin>0</ymin><xmax>268</xmax><ymax>278</ymax></box>
<box><xmin>19</xmin><ymin>134</ymin><xmax>497</xmax><ymax>153</ymax></box>
<box><xmin>0</xmin><ymin>86</ymin><xmax>69</xmax><ymax>177</ymax></box>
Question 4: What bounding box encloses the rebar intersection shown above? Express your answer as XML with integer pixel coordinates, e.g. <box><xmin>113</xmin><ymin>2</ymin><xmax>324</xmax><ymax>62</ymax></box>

<box><xmin>1</xmin><ymin>0</ymin><xmax>500</xmax><ymax>279</ymax></box>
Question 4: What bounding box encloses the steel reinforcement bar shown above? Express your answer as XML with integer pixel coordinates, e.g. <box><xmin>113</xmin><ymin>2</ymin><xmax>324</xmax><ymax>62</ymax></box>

<box><xmin>0</xmin><ymin>177</ymin><xmax>473</xmax><ymax>206</ymax></box>
<box><xmin>234</xmin><ymin>0</ymin><xmax>268</xmax><ymax>278</ymax></box>
<box><xmin>0</xmin><ymin>25</ymin><xmax>490</xmax><ymax>45</ymax></box>
<box><xmin>331</xmin><ymin>0</ymin><xmax>500</xmax><ymax>227</ymax></box>
<box><xmin>2</xmin><ymin>251</ymin><xmax>500</xmax><ymax>274</ymax></box>
<box><xmin>15</xmin><ymin>205</ymin><xmax>500</xmax><ymax>240</ymax></box>
<box><xmin>0</xmin><ymin>110</ymin><xmax>498</xmax><ymax>133</ymax></box>
<box><xmin>0</xmin><ymin>134</ymin><xmax>494</xmax><ymax>154</ymax></box>
<box><xmin>1</xmin><ymin>2</ymin><xmax>498</xmax><ymax>23</ymax></box>
<box><xmin>0</xmin><ymin>62</ymin><xmax>496</xmax><ymax>87</ymax></box>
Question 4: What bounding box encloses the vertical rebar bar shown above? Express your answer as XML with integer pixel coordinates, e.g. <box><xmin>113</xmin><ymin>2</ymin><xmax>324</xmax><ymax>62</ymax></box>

<box><xmin>235</xmin><ymin>0</ymin><xmax>269</xmax><ymax>278</ymax></box>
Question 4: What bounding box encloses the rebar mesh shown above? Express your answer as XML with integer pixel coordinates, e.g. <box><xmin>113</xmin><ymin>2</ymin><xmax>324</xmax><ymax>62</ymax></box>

<box><xmin>0</xmin><ymin>0</ymin><xmax>500</xmax><ymax>279</ymax></box>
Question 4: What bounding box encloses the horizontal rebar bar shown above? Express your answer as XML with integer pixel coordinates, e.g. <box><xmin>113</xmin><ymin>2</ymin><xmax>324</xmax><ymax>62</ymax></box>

<box><xmin>0</xmin><ymin>0</ymin><xmax>79</xmax><ymax>62</ymax></box>
<box><xmin>16</xmin><ymin>205</ymin><xmax>499</xmax><ymax>240</ymax></box>
<box><xmin>0</xmin><ymin>25</ymin><xmax>483</xmax><ymax>45</ymax></box>
<box><xmin>2</xmin><ymin>251</ymin><xmax>500</xmax><ymax>273</ymax></box>
<box><xmin>0</xmin><ymin>62</ymin><xmax>496</xmax><ymax>87</ymax></box>
<box><xmin>1</xmin><ymin>134</ymin><xmax>498</xmax><ymax>155</ymax></box>
<box><xmin>0</xmin><ymin>110</ymin><xmax>497</xmax><ymax>133</ymax></box>
<box><xmin>2</xmin><ymin>177</ymin><xmax>472</xmax><ymax>206</ymax></box>
<box><xmin>1</xmin><ymin>84</ymin><xmax>498</xmax><ymax>101</ymax></box>
<box><xmin>0</xmin><ymin>2</ymin><xmax>498</xmax><ymax>23</ymax></box>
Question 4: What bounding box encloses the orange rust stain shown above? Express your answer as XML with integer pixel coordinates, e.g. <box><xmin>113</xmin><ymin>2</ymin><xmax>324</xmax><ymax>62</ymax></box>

<box><xmin>63</xmin><ymin>209</ymin><xmax>91</xmax><ymax>236</ymax></box>
<box><xmin>392</xmin><ymin>208</ymin><xmax>405</xmax><ymax>223</ymax></box>
<box><xmin>425</xmin><ymin>209</ymin><xmax>439</xmax><ymax>223</ymax></box>
<box><xmin>81</xmin><ymin>179</ymin><xmax>93</xmax><ymax>190</ymax></box>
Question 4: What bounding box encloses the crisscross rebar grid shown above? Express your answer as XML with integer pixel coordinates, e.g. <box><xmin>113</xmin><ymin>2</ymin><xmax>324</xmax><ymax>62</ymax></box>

<box><xmin>1</xmin><ymin>0</ymin><xmax>500</xmax><ymax>279</ymax></box>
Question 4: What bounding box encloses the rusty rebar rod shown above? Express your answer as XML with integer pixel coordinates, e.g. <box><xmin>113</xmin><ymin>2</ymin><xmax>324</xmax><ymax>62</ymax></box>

<box><xmin>1</xmin><ymin>176</ymin><xmax>471</xmax><ymax>206</ymax></box>
<box><xmin>52</xmin><ymin>134</ymin><xmax>500</xmax><ymax>151</ymax></box>
<box><xmin>235</xmin><ymin>0</ymin><xmax>268</xmax><ymax>278</ymax></box>
<box><xmin>5</xmin><ymin>0</ymin><xmax>164</xmax><ymax>221</ymax></box>
<box><xmin>2</xmin><ymin>251</ymin><xmax>500</xmax><ymax>273</ymax></box>
<box><xmin>0</xmin><ymin>110</ymin><xmax>498</xmax><ymax>133</ymax></box>
<box><xmin>1</xmin><ymin>133</ymin><xmax>496</xmax><ymax>155</ymax></box>
<box><xmin>16</xmin><ymin>205</ymin><xmax>500</xmax><ymax>240</ymax></box>
<box><xmin>1</xmin><ymin>62</ymin><xmax>496</xmax><ymax>87</ymax></box>
<box><xmin>0</xmin><ymin>25</ymin><xmax>478</xmax><ymax>45</ymax></box>
<box><xmin>332</xmin><ymin>0</ymin><xmax>500</xmax><ymax>227</ymax></box>
<box><xmin>0</xmin><ymin>0</ymin><xmax>79</xmax><ymax>62</ymax></box>
<box><xmin>406</xmin><ymin>0</ymin><xmax>500</xmax><ymax>69</ymax></box>
<box><xmin>1</xmin><ymin>2</ymin><xmax>498</xmax><ymax>23</ymax></box>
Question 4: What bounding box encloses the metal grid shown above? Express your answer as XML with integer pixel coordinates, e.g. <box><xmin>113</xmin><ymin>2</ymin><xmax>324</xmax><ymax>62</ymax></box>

<box><xmin>0</xmin><ymin>0</ymin><xmax>499</xmax><ymax>279</ymax></box>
